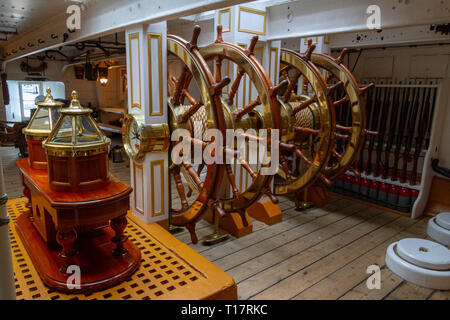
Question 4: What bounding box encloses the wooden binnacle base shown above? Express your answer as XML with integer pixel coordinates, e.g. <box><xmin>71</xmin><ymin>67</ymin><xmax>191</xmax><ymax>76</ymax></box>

<box><xmin>15</xmin><ymin>212</ymin><xmax>141</xmax><ymax>293</ymax></box>
<box><xmin>26</xmin><ymin>138</ymin><xmax>48</xmax><ymax>170</ymax></box>
<box><xmin>47</xmin><ymin>152</ymin><xmax>109</xmax><ymax>192</ymax></box>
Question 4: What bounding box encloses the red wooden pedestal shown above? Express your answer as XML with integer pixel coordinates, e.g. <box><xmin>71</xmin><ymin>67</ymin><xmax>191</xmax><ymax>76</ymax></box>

<box><xmin>15</xmin><ymin>158</ymin><xmax>140</xmax><ymax>293</ymax></box>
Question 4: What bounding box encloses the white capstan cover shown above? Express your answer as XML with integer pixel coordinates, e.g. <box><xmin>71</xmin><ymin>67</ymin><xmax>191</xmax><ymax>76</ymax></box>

<box><xmin>436</xmin><ymin>212</ymin><xmax>450</xmax><ymax>230</ymax></box>
<box><xmin>396</xmin><ymin>238</ymin><xmax>450</xmax><ymax>270</ymax></box>
<box><xmin>385</xmin><ymin>240</ymin><xmax>450</xmax><ymax>290</ymax></box>
<box><xmin>427</xmin><ymin>217</ymin><xmax>450</xmax><ymax>246</ymax></box>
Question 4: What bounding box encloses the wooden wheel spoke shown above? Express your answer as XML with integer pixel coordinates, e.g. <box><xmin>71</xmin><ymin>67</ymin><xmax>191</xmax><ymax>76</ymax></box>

<box><xmin>234</xmin><ymin>97</ymin><xmax>261</xmax><ymax>119</ymax></box>
<box><xmin>173</xmin><ymin>66</ymin><xmax>189</xmax><ymax>105</ymax></box>
<box><xmin>280</xmin><ymin>142</ymin><xmax>313</xmax><ymax>166</ymax></box>
<box><xmin>294</xmin><ymin>148</ymin><xmax>312</xmax><ymax>166</ymax></box>
<box><xmin>327</xmin><ymin>81</ymin><xmax>343</xmax><ymax>95</ymax></box>
<box><xmin>179</xmin><ymin>73</ymin><xmax>193</xmax><ymax>104</ymax></box>
<box><xmin>283</xmin><ymin>71</ymin><xmax>301</xmax><ymax>103</ymax></box>
<box><xmin>335</xmin><ymin>48</ymin><xmax>348</xmax><ymax>65</ymax></box>
<box><xmin>239</xmin><ymin>132</ymin><xmax>266</xmax><ymax>143</ymax></box>
<box><xmin>187</xmin><ymin>136</ymin><xmax>212</xmax><ymax>150</ymax></box>
<box><xmin>180</xmin><ymin>89</ymin><xmax>204</xmax><ymax>123</ymax></box>
<box><xmin>336</xmin><ymin>124</ymin><xmax>352</xmax><ymax>133</ymax></box>
<box><xmin>333</xmin><ymin>96</ymin><xmax>349</xmax><ymax>108</ymax></box>
<box><xmin>182</xmin><ymin>160</ymin><xmax>204</xmax><ymax>189</ymax></box>
<box><xmin>171</xmin><ymin>167</ymin><xmax>189</xmax><ymax>211</ymax></box>
<box><xmin>238</xmin><ymin>156</ymin><xmax>257</xmax><ymax>180</ymax></box>
<box><xmin>319</xmin><ymin>173</ymin><xmax>332</xmax><ymax>186</ymax></box>
<box><xmin>292</xmin><ymin>95</ymin><xmax>317</xmax><ymax>115</ymax></box>
<box><xmin>281</xmin><ymin>68</ymin><xmax>291</xmax><ymax>83</ymax></box>
<box><xmin>215</xmin><ymin>56</ymin><xmax>223</xmax><ymax>83</ymax></box>
<box><xmin>227</xmin><ymin>147</ymin><xmax>257</xmax><ymax>180</ymax></box>
<box><xmin>364</xmin><ymin>128</ymin><xmax>379</xmax><ymax>136</ymax></box>
<box><xmin>265</xmin><ymin>189</ymin><xmax>279</xmax><ymax>204</ymax></box>
<box><xmin>334</xmin><ymin>132</ymin><xmax>350</xmax><ymax>140</ymax></box>
<box><xmin>187</xmin><ymin>163</ymin><xmax>205</xmax><ymax>197</ymax></box>
<box><xmin>279</xmin><ymin>154</ymin><xmax>292</xmax><ymax>181</ymax></box>
<box><xmin>228</xmin><ymin>67</ymin><xmax>245</xmax><ymax>105</ymax></box>
<box><xmin>225</xmin><ymin>164</ymin><xmax>240</xmax><ymax>198</ymax></box>
<box><xmin>326</xmin><ymin>72</ymin><xmax>335</xmax><ymax>83</ymax></box>
<box><xmin>293</xmin><ymin>126</ymin><xmax>320</xmax><ymax>135</ymax></box>
<box><xmin>332</xmin><ymin>148</ymin><xmax>343</xmax><ymax>159</ymax></box>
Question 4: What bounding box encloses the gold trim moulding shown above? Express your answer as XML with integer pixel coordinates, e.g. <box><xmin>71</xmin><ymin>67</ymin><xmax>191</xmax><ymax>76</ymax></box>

<box><xmin>218</xmin><ymin>7</ymin><xmax>232</xmax><ymax>33</ymax></box>
<box><xmin>133</xmin><ymin>162</ymin><xmax>145</xmax><ymax>215</ymax></box>
<box><xmin>23</xmin><ymin>132</ymin><xmax>49</xmax><ymax>141</ymax></box>
<box><xmin>150</xmin><ymin>159</ymin><xmax>165</xmax><ymax>217</ymax></box>
<box><xmin>147</xmin><ymin>32</ymin><xmax>164</xmax><ymax>117</ymax></box>
<box><xmin>44</xmin><ymin>140</ymin><xmax>111</xmax><ymax>158</ymax></box>
<box><xmin>129</xmin><ymin>32</ymin><xmax>142</xmax><ymax>109</ymax></box>
<box><xmin>238</xmin><ymin>6</ymin><xmax>266</xmax><ymax>36</ymax></box>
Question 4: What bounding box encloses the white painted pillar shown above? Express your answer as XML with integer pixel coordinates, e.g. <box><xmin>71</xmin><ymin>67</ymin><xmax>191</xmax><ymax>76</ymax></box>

<box><xmin>125</xmin><ymin>22</ymin><xmax>170</xmax><ymax>225</ymax></box>
<box><xmin>0</xmin><ymin>157</ymin><xmax>16</xmax><ymax>300</ymax></box>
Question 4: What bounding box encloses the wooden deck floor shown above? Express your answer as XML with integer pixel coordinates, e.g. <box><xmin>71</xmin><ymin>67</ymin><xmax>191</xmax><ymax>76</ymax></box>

<box><xmin>173</xmin><ymin>196</ymin><xmax>449</xmax><ymax>300</ymax></box>
<box><xmin>1</xmin><ymin>144</ymin><xmax>448</xmax><ymax>300</ymax></box>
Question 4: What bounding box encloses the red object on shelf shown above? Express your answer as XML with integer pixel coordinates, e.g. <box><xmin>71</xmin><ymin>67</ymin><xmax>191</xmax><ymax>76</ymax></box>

<box><xmin>352</xmin><ymin>176</ymin><xmax>361</xmax><ymax>184</ymax></box>
<box><xmin>400</xmin><ymin>187</ymin><xmax>411</xmax><ymax>197</ymax></box>
<box><xmin>410</xmin><ymin>189</ymin><xmax>419</xmax><ymax>204</ymax></box>
<box><xmin>361</xmin><ymin>178</ymin><xmax>370</xmax><ymax>188</ymax></box>
<box><xmin>379</xmin><ymin>183</ymin><xmax>389</xmax><ymax>193</ymax></box>
<box><xmin>369</xmin><ymin>180</ymin><xmax>379</xmax><ymax>190</ymax></box>
<box><xmin>398</xmin><ymin>187</ymin><xmax>412</xmax><ymax>212</ymax></box>
<box><xmin>351</xmin><ymin>175</ymin><xmax>361</xmax><ymax>193</ymax></box>
<box><xmin>389</xmin><ymin>185</ymin><xmax>399</xmax><ymax>194</ymax></box>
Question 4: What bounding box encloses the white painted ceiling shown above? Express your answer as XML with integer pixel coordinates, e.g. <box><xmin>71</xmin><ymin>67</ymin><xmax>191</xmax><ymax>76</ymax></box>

<box><xmin>0</xmin><ymin>0</ymin><xmax>88</xmax><ymax>42</ymax></box>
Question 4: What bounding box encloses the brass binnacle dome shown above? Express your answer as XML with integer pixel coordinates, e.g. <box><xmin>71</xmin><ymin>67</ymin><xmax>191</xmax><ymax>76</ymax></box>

<box><xmin>22</xmin><ymin>87</ymin><xmax>65</xmax><ymax>140</ymax></box>
<box><xmin>43</xmin><ymin>90</ymin><xmax>111</xmax><ymax>158</ymax></box>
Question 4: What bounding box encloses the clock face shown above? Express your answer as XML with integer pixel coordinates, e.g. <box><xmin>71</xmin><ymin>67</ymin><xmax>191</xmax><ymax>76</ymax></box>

<box><xmin>123</xmin><ymin>114</ymin><xmax>146</xmax><ymax>161</ymax></box>
<box><xmin>130</xmin><ymin>119</ymin><xmax>141</xmax><ymax>154</ymax></box>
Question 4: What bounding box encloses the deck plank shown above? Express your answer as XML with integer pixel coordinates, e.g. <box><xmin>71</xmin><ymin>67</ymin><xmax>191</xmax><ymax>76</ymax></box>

<box><xmin>294</xmin><ymin>218</ymin><xmax>428</xmax><ymax>300</ymax></box>
<box><xmin>235</xmin><ymin>208</ymin><xmax>394</xmax><ymax>299</ymax></box>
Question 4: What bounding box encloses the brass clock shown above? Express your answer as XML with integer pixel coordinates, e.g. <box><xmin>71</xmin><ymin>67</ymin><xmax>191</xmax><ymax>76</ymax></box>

<box><xmin>122</xmin><ymin>113</ymin><xmax>170</xmax><ymax>161</ymax></box>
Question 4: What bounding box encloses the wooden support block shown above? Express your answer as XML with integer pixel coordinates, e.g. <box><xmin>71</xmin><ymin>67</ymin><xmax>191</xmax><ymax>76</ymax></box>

<box><xmin>296</xmin><ymin>185</ymin><xmax>329</xmax><ymax>208</ymax></box>
<box><xmin>246</xmin><ymin>200</ymin><xmax>282</xmax><ymax>226</ymax></box>
<box><xmin>204</xmin><ymin>209</ymin><xmax>253</xmax><ymax>238</ymax></box>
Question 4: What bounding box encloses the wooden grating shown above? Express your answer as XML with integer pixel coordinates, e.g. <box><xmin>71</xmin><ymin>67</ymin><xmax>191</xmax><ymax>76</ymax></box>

<box><xmin>7</xmin><ymin>198</ymin><xmax>237</xmax><ymax>300</ymax></box>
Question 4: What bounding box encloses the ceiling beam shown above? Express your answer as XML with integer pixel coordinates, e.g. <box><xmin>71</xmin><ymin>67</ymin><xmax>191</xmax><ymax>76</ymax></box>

<box><xmin>1</xmin><ymin>0</ymin><xmax>249</xmax><ymax>65</ymax></box>
<box><xmin>267</xmin><ymin>0</ymin><xmax>450</xmax><ymax>41</ymax></box>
